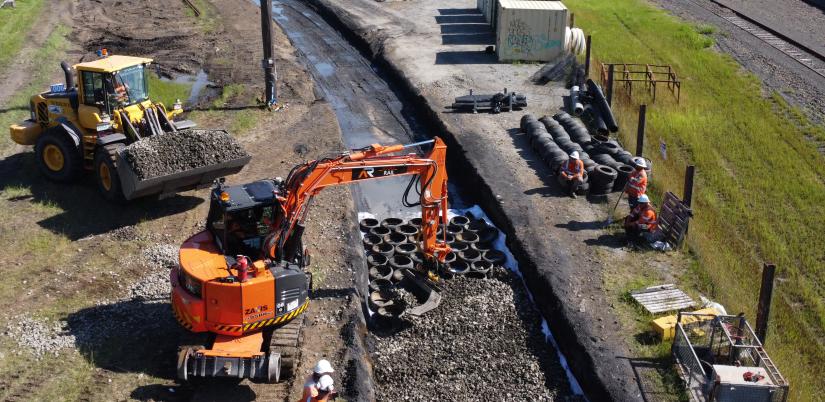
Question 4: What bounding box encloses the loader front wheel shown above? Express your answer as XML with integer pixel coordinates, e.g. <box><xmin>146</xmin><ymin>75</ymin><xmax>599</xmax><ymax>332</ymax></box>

<box><xmin>35</xmin><ymin>130</ymin><xmax>82</xmax><ymax>182</ymax></box>
<box><xmin>95</xmin><ymin>144</ymin><xmax>126</xmax><ymax>202</ymax></box>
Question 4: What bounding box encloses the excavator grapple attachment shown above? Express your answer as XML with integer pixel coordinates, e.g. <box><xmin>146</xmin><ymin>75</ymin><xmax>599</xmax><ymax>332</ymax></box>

<box><xmin>401</xmin><ymin>269</ymin><xmax>442</xmax><ymax>316</ymax></box>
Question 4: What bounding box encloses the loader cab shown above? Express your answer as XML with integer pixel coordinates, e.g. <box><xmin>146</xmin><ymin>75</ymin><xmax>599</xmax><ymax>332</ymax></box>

<box><xmin>207</xmin><ymin>180</ymin><xmax>282</xmax><ymax>258</ymax></box>
<box><xmin>77</xmin><ymin>56</ymin><xmax>152</xmax><ymax>115</ymax></box>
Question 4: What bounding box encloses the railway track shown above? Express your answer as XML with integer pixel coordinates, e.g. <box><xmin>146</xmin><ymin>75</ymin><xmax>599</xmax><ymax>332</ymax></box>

<box><xmin>691</xmin><ymin>0</ymin><xmax>825</xmax><ymax>79</ymax></box>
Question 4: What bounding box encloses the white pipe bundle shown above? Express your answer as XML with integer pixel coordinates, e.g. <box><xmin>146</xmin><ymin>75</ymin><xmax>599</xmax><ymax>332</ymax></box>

<box><xmin>564</xmin><ymin>27</ymin><xmax>586</xmax><ymax>55</ymax></box>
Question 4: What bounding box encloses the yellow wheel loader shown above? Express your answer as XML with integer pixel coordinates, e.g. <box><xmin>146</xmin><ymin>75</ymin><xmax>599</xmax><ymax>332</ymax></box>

<box><xmin>9</xmin><ymin>55</ymin><xmax>250</xmax><ymax>201</ymax></box>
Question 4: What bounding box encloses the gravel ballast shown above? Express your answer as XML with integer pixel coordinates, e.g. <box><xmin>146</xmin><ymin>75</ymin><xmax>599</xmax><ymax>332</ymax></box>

<box><xmin>122</xmin><ymin>129</ymin><xmax>249</xmax><ymax>180</ymax></box>
<box><xmin>371</xmin><ymin>269</ymin><xmax>570</xmax><ymax>401</ymax></box>
<box><xmin>3</xmin><ymin>243</ymin><xmax>179</xmax><ymax>357</ymax></box>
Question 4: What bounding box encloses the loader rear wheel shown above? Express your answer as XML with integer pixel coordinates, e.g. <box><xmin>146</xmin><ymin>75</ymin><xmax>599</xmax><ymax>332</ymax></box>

<box><xmin>95</xmin><ymin>144</ymin><xmax>126</xmax><ymax>202</ymax></box>
<box><xmin>35</xmin><ymin>130</ymin><xmax>82</xmax><ymax>182</ymax></box>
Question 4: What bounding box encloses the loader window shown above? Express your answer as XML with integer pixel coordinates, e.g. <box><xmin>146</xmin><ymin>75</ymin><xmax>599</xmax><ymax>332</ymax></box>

<box><xmin>113</xmin><ymin>65</ymin><xmax>148</xmax><ymax>105</ymax></box>
<box><xmin>82</xmin><ymin>71</ymin><xmax>107</xmax><ymax>108</ymax></box>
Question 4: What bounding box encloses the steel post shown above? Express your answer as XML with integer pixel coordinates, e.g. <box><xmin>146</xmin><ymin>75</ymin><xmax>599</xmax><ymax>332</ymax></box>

<box><xmin>260</xmin><ymin>0</ymin><xmax>278</xmax><ymax>105</ymax></box>
<box><xmin>606</xmin><ymin>64</ymin><xmax>614</xmax><ymax>106</ymax></box>
<box><xmin>756</xmin><ymin>263</ymin><xmax>776</xmax><ymax>344</ymax></box>
<box><xmin>584</xmin><ymin>35</ymin><xmax>592</xmax><ymax>78</ymax></box>
<box><xmin>636</xmin><ymin>104</ymin><xmax>646</xmax><ymax>157</ymax></box>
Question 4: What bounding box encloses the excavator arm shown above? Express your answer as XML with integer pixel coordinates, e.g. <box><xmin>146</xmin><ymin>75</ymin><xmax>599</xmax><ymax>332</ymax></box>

<box><xmin>266</xmin><ymin>138</ymin><xmax>451</xmax><ymax>268</ymax></box>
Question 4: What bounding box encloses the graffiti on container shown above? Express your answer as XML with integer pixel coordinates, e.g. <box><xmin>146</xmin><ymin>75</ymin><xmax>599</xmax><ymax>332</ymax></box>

<box><xmin>505</xmin><ymin>18</ymin><xmax>562</xmax><ymax>56</ymax></box>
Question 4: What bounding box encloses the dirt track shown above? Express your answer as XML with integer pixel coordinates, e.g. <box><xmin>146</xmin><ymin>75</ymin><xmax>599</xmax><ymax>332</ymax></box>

<box><xmin>0</xmin><ymin>1</ymin><xmax>363</xmax><ymax>401</ymax></box>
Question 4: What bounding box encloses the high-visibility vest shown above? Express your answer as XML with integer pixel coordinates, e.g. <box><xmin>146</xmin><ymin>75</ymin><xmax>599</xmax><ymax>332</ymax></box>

<box><xmin>563</xmin><ymin>159</ymin><xmax>584</xmax><ymax>178</ymax></box>
<box><xmin>626</xmin><ymin>168</ymin><xmax>647</xmax><ymax>196</ymax></box>
<box><xmin>636</xmin><ymin>207</ymin><xmax>658</xmax><ymax>231</ymax></box>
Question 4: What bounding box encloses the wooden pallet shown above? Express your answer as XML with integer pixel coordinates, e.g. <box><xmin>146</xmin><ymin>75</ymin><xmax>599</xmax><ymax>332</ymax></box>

<box><xmin>657</xmin><ymin>191</ymin><xmax>692</xmax><ymax>248</ymax></box>
<box><xmin>631</xmin><ymin>284</ymin><xmax>696</xmax><ymax>314</ymax></box>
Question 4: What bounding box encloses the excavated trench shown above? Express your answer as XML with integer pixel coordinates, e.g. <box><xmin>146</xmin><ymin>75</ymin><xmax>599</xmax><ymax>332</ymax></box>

<box><xmin>260</xmin><ymin>0</ymin><xmax>588</xmax><ymax>400</ymax></box>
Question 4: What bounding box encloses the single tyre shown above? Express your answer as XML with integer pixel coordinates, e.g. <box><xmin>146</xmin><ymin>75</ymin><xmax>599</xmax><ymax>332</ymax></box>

<box><xmin>471</xmin><ymin>242</ymin><xmax>492</xmax><ymax>253</ymax></box>
<box><xmin>466</xmin><ymin>220</ymin><xmax>488</xmax><ymax>233</ymax></box>
<box><xmin>394</xmin><ymin>243</ymin><xmax>417</xmax><ymax>256</ymax></box>
<box><xmin>470</xmin><ymin>260</ymin><xmax>493</xmax><ymax>278</ymax></box>
<box><xmin>383</xmin><ymin>232</ymin><xmax>407</xmax><ymax>245</ymax></box>
<box><xmin>443</xmin><ymin>251</ymin><xmax>457</xmax><ymax>265</ymax></box>
<box><xmin>483</xmin><ymin>249</ymin><xmax>507</xmax><ymax>266</ymax></box>
<box><xmin>367</xmin><ymin>253</ymin><xmax>389</xmax><ymax>267</ymax></box>
<box><xmin>395</xmin><ymin>224</ymin><xmax>418</xmax><ymax>237</ymax></box>
<box><xmin>369</xmin><ymin>226</ymin><xmax>391</xmax><ymax>237</ymax></box>
<box><xmin>442</xmin><ymin>233</ymin><xmax>456</xmax><ymax>244</ymax></box>
<box><xmin>449</xmin><ymin>241</ymin><xmax>469</xmax><ymax>253</ymax></box>
<box><xmin>381</xmin><ymin>217</ymin><xmax>403</xmax><ymax>230</ymax></box>
<box><xmin>456</xmin><ymin>231</ymin><xmax>479</xmax><ymax>244</ymax></box>
<box><xmin>391</xmin><ymin>268</ymin><xmax>407</xmax><ymax>283</ymax></box>
<box><xmin>94</xmin><ymin>143</ymin><xmax>126</xmax><ymax>202</ymax></box>
<box><xmin>613</xmin><ymin>164</ymin><xmax>634</xmax><ymax>191</ymax></box>
<box><xmin>446</xmin><ymin>224</ymin><xmax>463</xmax><ymax>235</ymax></box>
<box><xmin>35</xmin><ymin>129</ymin><xmax>82</xmax><ymax>182</ymax></box>
<box><xmin>407</xmin><ymin>217</ymin><xmax>422</xmax><ymax>228</ymax></box>
<box><xmin>389</xmin><ymin>255</ymin><xmax>414</xmax><ymax>271</ymax></box>
<box><xmin>369</xmin><ymin>264</ymin><xmax>392</xmax><ymax>281</ymax></box>
<box><xmin>371</xmin><ymin>243</ymin><xmax>394</xmax><ymax>258</ymax></box>
<box><xmin>449</xmin><ymin>215</ymin><xmax>470</xmax><ymax>228</ymax></box>
<box><xmin>459</xmin><ymin>249</ymin><xmax>482</xmax><ymax>263</ymax></box>
<box><xmin>362</xmin><ymin>234</ymin><xmax>382</xmax><ymax>249</ymax></box>
<box><xmin>369</xmin><ymin>289</ymin><xmax>395</xmax><ymax>310</ymax></box>
<box><xmin>360</xmin><ymin>218</ymin><xmax>380</xmax><ymax>232</ymax></box>
<box><xmin>446</xmin><ymin>260</ymin><xmax>470</xmax><ymax>276</ymax></box>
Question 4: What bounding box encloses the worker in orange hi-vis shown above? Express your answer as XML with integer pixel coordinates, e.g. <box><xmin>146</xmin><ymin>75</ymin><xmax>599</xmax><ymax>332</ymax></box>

<box><xmin>558</xmin><ymin>151</ymin><xmax>585</xmax><ymax>199</ymax></box>
<box><xmin>625</xmin><ymin>157</ymin><xmax>648</xmax><ymax>210</ymax></box>
<box><xmin>299</xmin><ymin>360</ymin><xmax>338</xmax><ymax>402</ymax></box>
<box><xmin>624</xmin><ymin>194</ymin><xmax>658</xmax><ymax>239</ymax></box>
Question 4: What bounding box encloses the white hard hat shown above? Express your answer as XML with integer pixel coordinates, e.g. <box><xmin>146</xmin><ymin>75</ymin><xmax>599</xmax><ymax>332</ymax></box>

<box><xmin>317</xmin><ymin>374</ymin><xmax>335</xmax><ymax>392</ymax></box>
<box><xmin>638</xmin><ymin>194</ymin><xmax>650</xmax><ymax>203</ymax></box>
<box><xmin>313</xmin><ymin>359</ymin><xmax>334</xmax><ymax>374</ymax></box>
<box><xmin>570</xmin><ymin>151</ymin><xmax>580</xmax><ymax>160</ymax></box>
<box><xmin>632</xmin><ymin>157</ymin><xmax>647</xmax><ymax>168</ymax></box>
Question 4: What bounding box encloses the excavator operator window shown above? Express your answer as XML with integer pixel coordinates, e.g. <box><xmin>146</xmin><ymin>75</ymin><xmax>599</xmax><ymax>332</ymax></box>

<box><xmin>211</xmin><ymin>204</ymin><xmax>276</xmax><ymax>258</ymax></box>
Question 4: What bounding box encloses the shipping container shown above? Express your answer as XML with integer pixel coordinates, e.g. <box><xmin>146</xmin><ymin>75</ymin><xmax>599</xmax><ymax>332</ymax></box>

<box><xmin>496</xmin><ymin>0</ymin><xmax>568</xmax><ymax>62</ymax></box>
<box><xmin>477</xmin><ymin>0</ymin><xmax>495</xmax><ymax>25</ymax></box>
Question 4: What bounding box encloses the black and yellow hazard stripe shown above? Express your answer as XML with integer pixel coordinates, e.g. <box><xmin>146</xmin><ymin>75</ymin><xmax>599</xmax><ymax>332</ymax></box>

<box><xmin>215</xmin><ymin>324</ymin><xmax>243</xmax><ymax>333</ymax></box>
<box><xmin>242</xmin><ymin>300</ymin><xmax>310</xmax><ymax>332</ymax></box>
<box><xmin>172</xmin><ymin>302</ymin><xmax>193</xmax><ymax>330</ymax></box>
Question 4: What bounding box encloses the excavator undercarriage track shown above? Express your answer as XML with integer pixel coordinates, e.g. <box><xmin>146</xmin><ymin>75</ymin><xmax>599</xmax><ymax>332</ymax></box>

<box><xmin>263</xmin><ymin>315</ymin><xmax>305</xmax><ymax>390</ymax></box>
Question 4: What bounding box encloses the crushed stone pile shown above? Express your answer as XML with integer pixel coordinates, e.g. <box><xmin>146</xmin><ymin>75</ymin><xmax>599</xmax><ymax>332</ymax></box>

<box><xmin>3</xmin><ymin>243</ymin><xmax>180</xmax><ymax>357</ymax></box>
<box><xmin>372</xmin><ymin>269</ymin><xmax>570</xmax><ymax>401</ymax></box>
<box><xmin>4</xmin><ymin>316</ymin><xmax>75</xmax><ymax>358</ymax></box>
<box><xmin>122</xmin><ymin>129</ymin><xmax>248</xmax><ymax>180</ymax></box>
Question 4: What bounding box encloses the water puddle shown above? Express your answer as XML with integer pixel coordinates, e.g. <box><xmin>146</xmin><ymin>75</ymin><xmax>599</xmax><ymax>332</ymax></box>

<box><xmin>162</xmin><ymin>69</ymin><xmax>213</xmax><ymax>105</ymax></box>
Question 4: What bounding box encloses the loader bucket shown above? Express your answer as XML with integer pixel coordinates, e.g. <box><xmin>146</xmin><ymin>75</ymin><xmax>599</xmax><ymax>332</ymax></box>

<box><xmin>115</xmin><ymin>129</ymin><xmax>251</xmax><ymax>200</ymax></box>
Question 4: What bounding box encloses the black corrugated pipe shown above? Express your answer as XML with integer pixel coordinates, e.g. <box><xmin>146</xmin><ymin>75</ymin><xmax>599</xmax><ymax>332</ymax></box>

<box><xmin>60</xmin><ymin>61</ymin><xmax>75</xmax><ymax>89</ymax></box>
<box><xmin>586</xmin><ymin>79</ymin><xmax>619</xmax><ymax>133</ymax></box>
<box><xmin>582</xmin><ymin>105</ymin><xmax>608</xmax><ymax>134</ymax></box>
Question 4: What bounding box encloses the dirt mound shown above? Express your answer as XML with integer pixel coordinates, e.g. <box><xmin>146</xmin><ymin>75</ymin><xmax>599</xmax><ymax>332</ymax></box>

<box><xmin>122</xmin><ymin>129</ymin><xmax>248</xmax><ymax>180</ymax></box>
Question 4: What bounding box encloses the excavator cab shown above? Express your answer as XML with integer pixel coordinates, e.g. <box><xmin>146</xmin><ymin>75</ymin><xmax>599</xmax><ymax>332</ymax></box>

<box><xmin>207</xmin><ymin>180</ymin><xmax>281</xmax><ymax>259</ymax></box>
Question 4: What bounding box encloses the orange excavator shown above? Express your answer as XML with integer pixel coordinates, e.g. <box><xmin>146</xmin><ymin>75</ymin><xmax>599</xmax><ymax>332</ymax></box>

<box><xmin>172</xmin><ymin>138</ymin><xmax>451</xmax><ymax>382</ymax></box>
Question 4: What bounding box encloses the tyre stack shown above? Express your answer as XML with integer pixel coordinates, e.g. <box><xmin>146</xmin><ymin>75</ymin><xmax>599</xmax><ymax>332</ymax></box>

<box><xmin>360</xmin><ymin>215</ymin><xmax>506</xmax><ymax>321</ymax></box>
<box><xmin>521</xmin><ymin>114</ymin><xmax>567</xmax><ymax>173</ymax></box>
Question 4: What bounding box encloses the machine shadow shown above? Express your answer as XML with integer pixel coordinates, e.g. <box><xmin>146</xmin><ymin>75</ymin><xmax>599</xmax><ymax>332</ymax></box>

<box><xmin>65</xmin><ymin>299</ymin><xmax>188</xmax><ymax>378</ymax></box>
<box><xmin>0</xmin><ymin>152</ymin><xmax>203</xmax><ymax>240</ymax></box>
<box><xmin>130</xmin><ymin>382</ymin><xmax>257</xmax><ymax>402</ymax></box>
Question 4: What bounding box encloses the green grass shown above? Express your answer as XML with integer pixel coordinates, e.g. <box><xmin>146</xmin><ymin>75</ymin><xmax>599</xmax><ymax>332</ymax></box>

<box><xmin>189</xmin><ymin>83</ymin><xmax>260</xmax><ymax>134</ymax></box>
<box><xmin>186</xmin><ymin>0</ymin><xmax>219</xmax><ymax>33</ymax></box>
<box><xmin>567</xmin><ymin>1</ymin><xmax>825</xmax><ymax>400</ymax></box>
<box><xmin>147</xmin><ymin>73</ymin><xmax>192</xmax><ymax>109</ymax></box>
<box><xmin>0</xmin><ymin>0</ymin><xmax>45</xmax><ymax>70</ymax></box>
<box><xmin>0</xmin><ymin>24</ymin><xmax>70</xmax><ymax>152</ymax></box>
